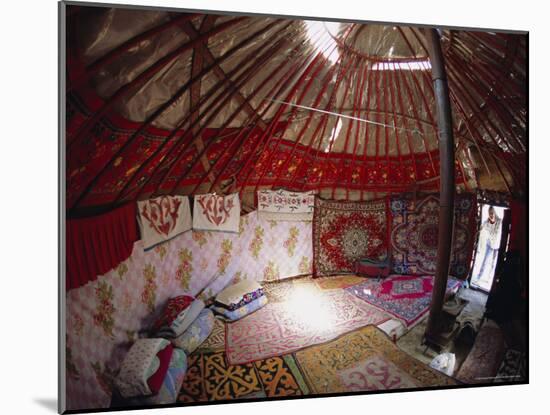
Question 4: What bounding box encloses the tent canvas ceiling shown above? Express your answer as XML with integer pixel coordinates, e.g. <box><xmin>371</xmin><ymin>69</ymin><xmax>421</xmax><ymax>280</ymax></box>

<box><xmin>65</xmin><ymin>5</ymin><xmax>527</xmax><ymax>215</ymax></box>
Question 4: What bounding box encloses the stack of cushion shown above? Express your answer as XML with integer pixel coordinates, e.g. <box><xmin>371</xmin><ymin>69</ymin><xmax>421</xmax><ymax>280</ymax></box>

<box><xmin>153</xmin><ymin>294</ymin><xmax>216</xmax><ymax>355</ymax></box>
<box><xmin>171</xmin><ymin>308</ymin><xmax>215</xmax><ymax>354</ymax></box>
<box><xmin>211</xmin><ymin>280</ymin><xmax>268</xmax><ymax>321</ymax></box>
<box><xmin>114</xmin><ymin>339</ymin><xmax>180</xmax><ymax>400</ymax></box>
<box><xmin>153</xmin><ymin>295</ymin><xmax>205</xmax><ymax>338</ymax></box>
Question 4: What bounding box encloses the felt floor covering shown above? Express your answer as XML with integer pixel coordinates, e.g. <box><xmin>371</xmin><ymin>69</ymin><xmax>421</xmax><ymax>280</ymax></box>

<box><xmin>177</xmin><ymin>276</ymin><xmax>468</xmax><ymax>403</ymax></box>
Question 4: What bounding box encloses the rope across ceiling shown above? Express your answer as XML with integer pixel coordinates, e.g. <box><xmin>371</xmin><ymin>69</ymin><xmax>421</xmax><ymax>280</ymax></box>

<box><xmin>65</xmin><ymin>5</ymin><xmax>527</xmax><ymax>215</ymax></box>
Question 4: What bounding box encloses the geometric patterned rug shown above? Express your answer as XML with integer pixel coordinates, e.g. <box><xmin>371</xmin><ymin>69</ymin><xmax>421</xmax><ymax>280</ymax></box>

<box><xmin>294</xmin><ymin>325</ymin><xmax>458</xmax><ymax>394</ymax></box>
<box><xmin>177</xmin><ymin>351</ymin><xmax>308</xmax><ymax>402</ymax></box>
<box><xmin>346</xmin><ymin>275</ymin><xmax>462</xmax><ymax>328</ymax></box>
<box><xmin>226</xmin><ymin>289</ymin><xmax>391</xmax><ymax>364</ymax></box>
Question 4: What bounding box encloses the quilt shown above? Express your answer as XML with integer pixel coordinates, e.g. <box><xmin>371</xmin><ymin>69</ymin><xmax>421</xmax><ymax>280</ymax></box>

<box><xmin>226</xmin><ymin>289</ymin><xmax>390</xmax><ymax>364</ymax></box>
<box><xmin>193</xmin><ymin>193</ymin><xmax>240</xmax><ymax>233</ymax></box>
<box><xmin>257</xmin><ymin>189</ymin><xmax>315</xmax><ymax>221</ymax></box>
<box><xmin>389</xmin><ymin>194</ymin><xmax>477</xmax><ymax>278</ymax></box>
<box><xmin>119</xmin><ymin>348</ymin><xmax>188</xmax><ymax>407</ymax></box>
<box><xmin>346</xmin><ymin>275</ymin><xmax>462</xmax><ymax>327</ymax></box>
<box><xmin>137</xmin><ymin>195</ymin><xmax>192</xmax><ymax>250</ymax></box>
<box><xmin>312</xmin><ymin>198</ymin><xmax>388</xmax><ymax>277</ymax></box>
<box><xmin>294</xmin><ymin>325</ymin><xmax>457</xmax><ymax>394</ymax></box>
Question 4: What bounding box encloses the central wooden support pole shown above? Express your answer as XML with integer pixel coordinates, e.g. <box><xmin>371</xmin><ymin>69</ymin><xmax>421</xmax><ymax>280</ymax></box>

<box><xmin>424</xmin><ymin>28</ymin><xmax>456</xmax><ymax>342</ymax></box>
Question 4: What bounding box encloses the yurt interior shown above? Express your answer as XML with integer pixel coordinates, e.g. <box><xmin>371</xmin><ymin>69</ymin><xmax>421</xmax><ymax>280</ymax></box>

<box><xmin>61</xmin><ymin>2</ymin><xmax>528</xmax><ymax>413</ymax></box>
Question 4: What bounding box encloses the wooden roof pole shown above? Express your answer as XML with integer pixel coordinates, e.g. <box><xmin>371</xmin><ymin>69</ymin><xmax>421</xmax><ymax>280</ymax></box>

<box><xmin>134</xmin><ymin>22</ymin><xmax>291</xmax><ymax>199</ymax></box>
<box><xmin>413</xmin><ymin>28</ymin><xmax>524</xmax><ymax>160</ymax></box>
<box><xmin>312</xmin><ymin>59</ymin><xmax>358</xmax><ymax>197</ymax></box>
<box><xmin>229</xmin><ymin>25</ymin><xmax>329</xmax><ymax>196</ymax></box>
<box><xmin>289</xmin><ymin>53</ymin><xmax>358</xmax><ymax>193</ymax></box>
<box><xmin>344</xmin><ymin>59</ymin><xmax>370</xmax><ymax>199</ymax></box>
<box><xmin>250</xmin><ymin>25</ymin><xmax>356</xmax><ymax>197</ymax></box>
<box><xmin>372</xmin><ymin>58</ymin><xmax>382</xmax><ymax>199</ymax></box>
<box><xmin>159</xmin><ymin>35</ymin><xmax>292</xmax><ymax>195</ymax></box>
<box><xmin>241</xmin><ymin>32</ymin><xmax>341</xmax><ymax>197</ymax></box>
<box><xmin>330</xmin><ymin>61</ymin><xmax>360</xmax><ymax>200</ymax></box>
<box><xmin>292</xmin><ymin>55</ymin><xmax>357</xmax><ymax>190</ymax></box>
<box><xmin>358</xmin><ymin>60</ymin><xmax>374</xmax><ymax>201</ymax></box>
<box><xmin>189</xmin><ymin>38</ymin><xmax>306</xmax><ymax>195</ymax></box>
<box><xmin>390</xmin><ymin>61</ymin><xmax>419</xmax><ymax>182</ymax></box>
<box><xmin>208</xmin><ymin>37</ymin><xmax>315</xmax><ymax>194</ymax></box>
<box><xmin>73</xmin><ymin>20</ymin><xmax>285</xmax><ymax>209</ymax></box>
<box><xmin>424</xmin><ymin>28</ymin><xmax>456</xmax><ymax>343</ymax></box>
<box><xmin>68</xmin><ymin>17</ymin><xmax>248</xmax><ymax>151</ymax></box>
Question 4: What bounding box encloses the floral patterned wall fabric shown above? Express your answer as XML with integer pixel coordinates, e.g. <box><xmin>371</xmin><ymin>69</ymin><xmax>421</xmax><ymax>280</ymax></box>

<box><xmin>65</xmin><ymin>211</ymin><xmax>312</xmax><ymax>411</ymax></box>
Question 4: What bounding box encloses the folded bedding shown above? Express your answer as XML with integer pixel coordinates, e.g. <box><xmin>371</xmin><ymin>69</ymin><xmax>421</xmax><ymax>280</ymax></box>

<box><xmin>146</xmin><ymin>343</ymin><xmax>173</xmax><ymax>395</ymax></box>
<box><xmin>152</xmin><ymin>295</ymin><xmax>194</xmax><ymax>331</ymax></box>
<box><xmin>211</xmin><ymin>294</ymin><xmax>268</xmax><ymax>321</ymax></box>
<box><xmin>214</xmin><ymin>280</ymin><xmax>264</xmax><ymax>310</ymax></box>
<box><xmin>155</xmin><ymin>298</ymin><xmax>205</xmax><ymax>338</ymax></box>
<box><xmin>214</xmin><ymin>287</ymin><xmax>264</xmax><ymax>311</ymax></box>
<box><xmin>114</xmin><ymin>338</ymin><xmax>173</xmax><ymax>399</ymax></box>
<box><xmin>124</xmin><ymin>348</ymin><xmax>188</xmax><ymax>406</ymax></box>
<box><xmin>171</xmin><ymin>308</ymin><xmax>215</xmax><ymax>354</ymax></box>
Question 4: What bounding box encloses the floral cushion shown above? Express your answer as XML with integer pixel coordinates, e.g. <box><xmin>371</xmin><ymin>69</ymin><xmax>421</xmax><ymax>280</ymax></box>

<box><xmin>211</xmin><ymin>294</ymin><xmax>268</xmax><ymax>321</ymax></box>
<box><xmin>171</xmin><ymin>308</ymin><xmax>215</xmax><ymax>354</ymax></box>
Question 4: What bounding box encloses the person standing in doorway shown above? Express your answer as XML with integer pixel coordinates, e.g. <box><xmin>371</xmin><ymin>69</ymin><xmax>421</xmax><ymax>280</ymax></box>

<box><xmin>475</xmin><ymin>206</ymin><xmax>502</xmax><ymax>284</ymax></box>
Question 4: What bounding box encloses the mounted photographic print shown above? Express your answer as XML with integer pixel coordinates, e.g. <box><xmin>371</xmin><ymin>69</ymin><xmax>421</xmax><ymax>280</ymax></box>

<box><xmin>59</xmin><ymin>1</ymin><xmax>528</xmax><ymax>413</ymax></box>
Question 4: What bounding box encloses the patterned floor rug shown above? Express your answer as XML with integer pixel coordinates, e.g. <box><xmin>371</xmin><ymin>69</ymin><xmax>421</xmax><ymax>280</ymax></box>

<box><xmin>226</xmin><ymin>289</ymin><xmax>391</xmax><ymax>364</ymax></box>
<box><xmin>315</xmin><ymin>275</ymin><xmax>366</xmax><ymax>290</ymax></box>
<box><xmin>346</xmin><ymin>275</ymin><xmax>462</xmax><ymax>327</ymax></box>
<box><xmin>177</xmin><ymin>351</ymin><xmax>308</xmax><ymax>402</ymax></box>
<box><xmin>295</xmin><ymin>325</ymin><xmax>458</xmax><ymax>394</ymax></box>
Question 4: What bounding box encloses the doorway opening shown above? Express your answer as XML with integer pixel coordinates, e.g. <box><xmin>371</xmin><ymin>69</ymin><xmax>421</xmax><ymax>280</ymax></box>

<box><xmin>470</xmin><ymin>204</ymin><xmax>509</xmax><ymax>292</ymax></box>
